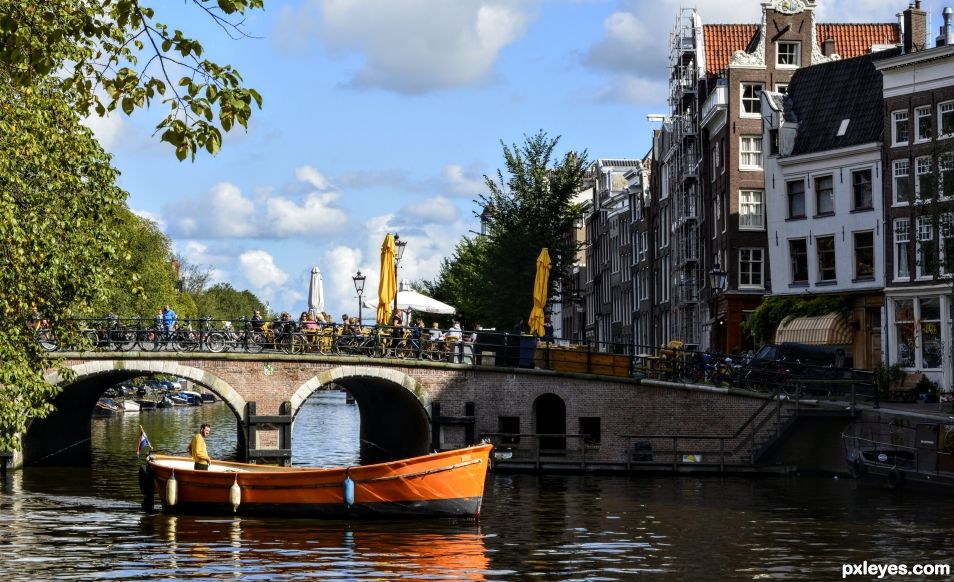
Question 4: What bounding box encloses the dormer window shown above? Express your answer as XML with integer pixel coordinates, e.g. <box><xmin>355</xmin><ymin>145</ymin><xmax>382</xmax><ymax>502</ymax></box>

<box><xmin>777</xmin><ymin>41</ymin><xmax>800</xmax><ymax>67</ymax></box>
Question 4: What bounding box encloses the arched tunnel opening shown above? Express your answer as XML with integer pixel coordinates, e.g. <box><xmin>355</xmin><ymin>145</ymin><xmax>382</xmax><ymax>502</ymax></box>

<box><xmin>22</xmin><ymin>370</ymin><xmax>244</xmax><ymax>466</ymax></box>
<box><xmin>297</xmin><ymin>376</ymin><xmax>430</xmax><ymax>465</ymax></box>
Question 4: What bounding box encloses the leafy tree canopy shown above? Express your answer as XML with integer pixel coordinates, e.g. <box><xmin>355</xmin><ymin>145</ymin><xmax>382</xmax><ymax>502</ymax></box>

<box><xmin>0</xmin><ymin>0</ymin><xmax>264</xmax><ymax>160</ymax></box>
<box><xmin>476</xmin><ymin>131</ymin><xmax>587</xmax><ymax>329</ymax></box>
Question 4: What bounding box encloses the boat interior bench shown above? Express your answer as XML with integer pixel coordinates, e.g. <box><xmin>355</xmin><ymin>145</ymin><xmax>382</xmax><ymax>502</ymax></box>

<box><xmin>889</xmin><ymin>372</ymin><xmax>923</xmax><ymax>402</ymax></box>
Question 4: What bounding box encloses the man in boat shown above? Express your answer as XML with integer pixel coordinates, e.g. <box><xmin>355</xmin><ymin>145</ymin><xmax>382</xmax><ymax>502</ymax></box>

<box><xmin>188</xmin><ymin>423</ymin><xmax>212</xmax><ymax>470</ymax></box>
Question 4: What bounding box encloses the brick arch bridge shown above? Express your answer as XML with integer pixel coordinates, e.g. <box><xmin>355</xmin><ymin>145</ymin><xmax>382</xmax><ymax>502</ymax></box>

<box><xmin>19</xmin><ymin>352</ymin><xmax>793</xmax><ymax>469</ymax></box>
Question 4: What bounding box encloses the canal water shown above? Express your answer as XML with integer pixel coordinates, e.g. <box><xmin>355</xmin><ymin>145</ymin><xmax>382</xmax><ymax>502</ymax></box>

<box><xmin>2</xmin><ymin>390</ymin><xmax>954</xmax><ymax>580</ymax></box>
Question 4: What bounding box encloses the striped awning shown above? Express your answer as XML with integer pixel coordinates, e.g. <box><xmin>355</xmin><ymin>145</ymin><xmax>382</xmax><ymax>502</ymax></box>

<box><xmin>774</xmin><ymin>312</ymin><xmax>853</xmax><ymax>345</ymax></box>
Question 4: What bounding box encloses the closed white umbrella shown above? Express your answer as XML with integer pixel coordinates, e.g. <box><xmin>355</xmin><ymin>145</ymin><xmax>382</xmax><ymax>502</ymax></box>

<box><xmin>364</xmin><ymin>279</ymin><xmax>455</xmax><ymax>315</ymax></box>
<box><xmin>307</xmin><ymin>266</ymin><xmax>325</xmax><ymax>316</ymax></box>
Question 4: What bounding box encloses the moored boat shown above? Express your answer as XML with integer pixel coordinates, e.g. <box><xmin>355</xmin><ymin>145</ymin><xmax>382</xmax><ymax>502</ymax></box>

<box><xmin>121</xmin><ymin>399</ymin><xmax>140</xmax><ymax>413</ymax></box>
<box><xmin>142</xmin><ymin>443</ymin><xmax>493</xmax><ymax>519</ymax></box>
<box><xmin>843</xmin><ymin>420</ymin><xmax>954</xmax><ymax>488</ymax></box>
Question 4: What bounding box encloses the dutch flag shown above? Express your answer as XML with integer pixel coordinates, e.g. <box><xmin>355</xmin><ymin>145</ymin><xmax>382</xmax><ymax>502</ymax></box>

<box><xmin>136</xmin><ymin>426</ymin><xmax>151</xmax><ymax>457</ymax></box>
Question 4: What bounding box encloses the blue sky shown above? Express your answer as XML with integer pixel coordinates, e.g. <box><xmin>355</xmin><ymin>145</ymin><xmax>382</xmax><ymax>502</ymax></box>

<box><xmin>84</xmin><ymin>0</ymin><xmax>949</xmax><ymax>318</ymax></box>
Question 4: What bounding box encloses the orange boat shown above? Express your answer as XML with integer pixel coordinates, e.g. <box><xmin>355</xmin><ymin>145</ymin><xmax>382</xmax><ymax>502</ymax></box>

<box><xmin>142</xmin><ymin>443</ymin><xmax>492</xmax><ymax>519</ymax></box>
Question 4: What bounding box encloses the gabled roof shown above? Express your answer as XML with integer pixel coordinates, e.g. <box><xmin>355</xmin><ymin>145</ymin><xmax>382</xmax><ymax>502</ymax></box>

<box><xmin>786</xmin><ymin>47</ymin><xmax>902</xmax><ymax>155</ymax></box>
<box><xmin>702</xmin><ymin>23</ymin><xmax>900</xmax><ymax>76</ymax></box>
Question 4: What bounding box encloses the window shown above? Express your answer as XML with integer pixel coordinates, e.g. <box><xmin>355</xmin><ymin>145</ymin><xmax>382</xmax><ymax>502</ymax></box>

<box><xmin>739</xmin><ymin>248</ymin><xmax>764</xmax><ymax>288</ymax></box>
<box><xmin>790</xmin><ymin>239</ymin><xmax>808</xmax><ymax>284</ymax></box>
<box><xmin>854</xmin><ymin>231</ymin><xmax>874</xmax><ymax>279</ymax></box>
<box><xmin>916</xmin><ymin>105</ymin><xmax>932</xmax><ymax>141</ymax></box>
<box><xmin>916</xmin><ymin>156</ymin><xmax>933</xmax><ymax>200</ymax></box>
<box><xmin>787</xmin><ymin>180</ymin><xmax>805</xmax><ymax>218</ymax></box>
<box><xmin>579</xmin><ymin>417</ymin><xmax>601</xmax><ymax>445</ymax></box>
<box><xmin>894</xmin><ymin>159</ymin><xmax>911</xmax><ymax>204</ymax></box>
<box><xmin>894</xmin><ymin>299</ymin><xmax>915</xmax><ymax>367</ymax></box>
<box><xmin>816</xmin><ymin>235</ymin><xmax>836</xmax><ymax>281</ymax></box>
<box><xmin>941</xmin><ymin>154</ymin><xmax>954</xmax><ymax>197</ymax></box>
<box><xmin>776</xmin><ymin>41</ymin><xmax>800</xmax><ymax>66</ymax></box>
<box><xmin>739</xmin><ymin>189</ymin><xmax>764</xmax><ymax>229</ymax></box>
<box><xmin>739</xmin><ymin>136</ymin><xmax>762</xmax><ymax>169</ymax></box>
<box><xmin>894</xmin><ymin>218</ymin><xmax>910</xmax><ymax>279</ymax></box>
<box><xmin>769</xmin><ymin>128</ymin><xmax>779</xmax><ymax>155</ymax></box>
<box><xmin>942</xmin><ymin>214</ymin><xmax>954</xmax><ymax>275</ymax></box>
<box><xmin>815</xmin><ymin>175</ymin><xmax>834</xmax><ymax>215</ymax></box>
<box><xmin>711</xmin><ymin>140</ymin><xmax>721</xmax><ymax>181</ymax></box>
<box><xmin>920</xmin><ymin>298</ymin><xmax>942</xmax><ymax>368</ymax></box>
<box><xmin>941</xmin><ymin>101</ymin><xmax>954</xmax><ymax>137</ymax></box>
<box><xmin>917</xmin><ymin>216</ymin><xmax>935</xmax><ymax>277</ymax></box>
<box><xmin>775</xmin><ymin>83</ymin><xmax>788</xmax><ymax>94</ymax></box>
<box><xmin>741</xmin><ymin>83</ymin><xmax>763</xmax><ymax>115</ymax></box>
<box><xmin>852</xmin><ymin>169</ymin><xmax>872</xmax><ymax>210</ymax></box>
<box><xmin>892</xmin><ymin>110</ymin><xmax>909</xmax><ymax>145</ymax></box>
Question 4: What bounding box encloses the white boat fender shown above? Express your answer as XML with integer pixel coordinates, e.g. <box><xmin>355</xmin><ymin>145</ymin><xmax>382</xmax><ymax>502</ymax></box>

<box><xmin>166</xmin><ymin>471</ymin><xmax>178</xmax><ymax>507</ymax></box>
<box><xmin>229</xmin><ymin>476</ymin><xmax>241</xmax><ymax>512</ymax></box>
<box><xmin>343</xmin><ymin>468</ymin><xmax>355</xmax><ymax>508</ymax></box>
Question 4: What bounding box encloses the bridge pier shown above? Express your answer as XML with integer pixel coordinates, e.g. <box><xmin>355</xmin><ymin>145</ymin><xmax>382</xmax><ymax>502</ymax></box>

<box><xmin>244</xmin><ymin>401</ymin><xmax>293</xmax><ymax>466</ymax></box>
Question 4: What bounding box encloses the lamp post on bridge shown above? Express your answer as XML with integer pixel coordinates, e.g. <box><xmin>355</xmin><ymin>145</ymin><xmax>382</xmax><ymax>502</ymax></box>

<box><xmin>352</xmin><ymin>271</ymin><xmax>366</xmax><ymax>325</ymax></box>
<box><xmin>393</xmin><ymin>235</ymin><xmax>407</xmax><ymax>317</ymax></box>
<box><xmin>708</xmin><ymin>264</ymin><xmax>727</xmax><ymax>353</ymax></box>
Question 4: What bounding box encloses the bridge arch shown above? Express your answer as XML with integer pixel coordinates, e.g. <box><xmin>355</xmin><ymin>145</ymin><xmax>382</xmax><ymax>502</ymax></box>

<box><xmin>23</xmin><ymin>360</ymin><xmax>248</xmax><ymax>466</ymax></box>
<box><xmin>290</xmin><ymin>365</ymin><xmax>431</xmax><ymax>462</ymax></box>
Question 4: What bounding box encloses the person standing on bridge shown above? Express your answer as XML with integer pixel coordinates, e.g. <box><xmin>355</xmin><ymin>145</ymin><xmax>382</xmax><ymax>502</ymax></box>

<box><xmin>162</xmin><ymin>305</ymin><xmax>177</xmax><ymax>335</ymax></box>
<box><xmin>188</xmin><ymin>423</ymin><xmax>212</xmax><ymax>470</ymax></box>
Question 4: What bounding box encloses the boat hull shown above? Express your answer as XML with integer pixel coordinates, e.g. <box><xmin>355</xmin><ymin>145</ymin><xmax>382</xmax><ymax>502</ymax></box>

<box><xmin>146</xmin><ymin>443</ymin><xmax>492</xmax><ymax>519</ymax></box>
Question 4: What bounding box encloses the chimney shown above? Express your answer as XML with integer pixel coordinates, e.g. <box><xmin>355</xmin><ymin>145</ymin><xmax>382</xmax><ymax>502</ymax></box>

<box><xmin>938</xmin><ymin>6</ymin><xmax>954</xmax><ymax>47</ymax></box>
<box><xmin>904</xmin><ymin>0</ymin><xmax>928</xmax><ymax>53</ymax></box>
<box><xmin>822</xmin><ymin>37</ymin><xmax>836</xmax><ymax>56</ymax></box>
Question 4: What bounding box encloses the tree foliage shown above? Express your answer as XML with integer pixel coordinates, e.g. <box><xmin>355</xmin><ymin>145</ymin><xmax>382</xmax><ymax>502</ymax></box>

<box><xmin>425</xmin><ymin>131</ymin><xmax>587</xmax><ymax>329</ymax></box>
<box><xmin>0</xmin><ymin>79</ymin><xmax>126</xmax><ymax>450</ymax></box>
<box><xmin>0</xmin><ymin>0</ymin><xmax>264</xmax><ymax>161</ymax></box>
<box><xmin>194</xmin><ymin>283</ymin><xmax>266</xmax><ymax>321</ymax></box>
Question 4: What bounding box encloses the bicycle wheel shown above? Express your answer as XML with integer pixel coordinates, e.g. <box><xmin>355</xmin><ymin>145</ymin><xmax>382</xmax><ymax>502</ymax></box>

<box><xmin>173</xmin><ymin>332</ymin><xmax>196</xmax><ymax>352</ymax></box>
<box><xmin>245</xmin><ymin>332</ymin><xmax>265</xmax><ymax>353</ymax></box>
<box><xmin>36</xmin><ymin>330</ymin><xmax>58</xmax><ymax>352</ymax></box>
<box><xmin>206</xmin><ymin>331</ymin><xmax>227</xmax><ymax>353</ymax></box>
<box><xmin>111</xmin><ymin>329</ymin><xmax>136</xmax><ymax>351</ymax></box>
<box><xmin>81</xmin><ymin>329</ymin><xmax>100</xmax><ymax>351</ymax></box>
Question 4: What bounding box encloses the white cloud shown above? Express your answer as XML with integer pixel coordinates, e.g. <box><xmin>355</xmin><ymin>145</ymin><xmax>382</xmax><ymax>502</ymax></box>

<box><xmin>239</xmin><ymin>250</ymin><xmax>289</xmax><ymax>291</ymax></box>
<box><xmin>274</xmin><ymin>0</ymin><xmax>535</xmax><ymax>94</ymax></box>
<box><xmin>163</xmin><ymin>170</ymin><xmax>350</xmax><ymax>239</ymax></box>
<box><xmin>401</xmin><ymin>196</ymin><xmax>459</xmax><ymax>224</ymax></box>
<box><xmin>81</xmin><ymin>111</ymin><xmax>125</xmax><ymax>151</ymax></box>
<box><xmin>295</xmin><ymin>165</ymin><xmax>331</xmax><ymax>190</ymax></box>
<box><xmin>443</xmin><ymin>164</ymin><xmax>486</xmax><ymax>197</ymax></box>
<box><xmin>131</xmin><ymin>208</ymin><xmax>166</xmax><ymax>231</ymax></box>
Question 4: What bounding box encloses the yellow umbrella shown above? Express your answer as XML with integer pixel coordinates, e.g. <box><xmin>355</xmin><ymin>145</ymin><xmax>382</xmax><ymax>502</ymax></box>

<box><xmin>528</xmin><ymin>248</ymin><xmax>551</xmax><ymax>337</ymax></box>
<box><xmin>377</xmin><ymin>233</ymin><xmax>397</xmax><ymax>325</ymax></box>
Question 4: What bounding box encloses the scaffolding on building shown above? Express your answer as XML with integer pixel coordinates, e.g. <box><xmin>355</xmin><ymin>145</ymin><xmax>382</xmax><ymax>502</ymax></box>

<box><xmin>668</xmin><ymin>8</ymin><xmax>702</xmax><ymax>347</ymax></box>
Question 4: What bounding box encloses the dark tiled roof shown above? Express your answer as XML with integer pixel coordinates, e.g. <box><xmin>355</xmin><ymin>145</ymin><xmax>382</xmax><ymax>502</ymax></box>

<box><xmin>787</xmin><ymin>48</ymin><xmax>902</xmax><ymax>155</ymax></box>
<box><xmin>702</xmin><ymin>23</ymin><xmax>900</xmax><ymax>76</ymax></box>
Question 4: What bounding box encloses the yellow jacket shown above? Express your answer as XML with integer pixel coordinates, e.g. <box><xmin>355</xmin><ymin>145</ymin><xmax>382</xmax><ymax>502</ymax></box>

<box><xmin>189</xmin><ymin>433</ymin><xmax>211</xmax><ymax>466</ymax></box>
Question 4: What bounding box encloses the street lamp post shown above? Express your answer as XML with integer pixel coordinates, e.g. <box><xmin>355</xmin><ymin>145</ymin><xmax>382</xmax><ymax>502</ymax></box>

<box><xmin>352</xmin><ymin>271</ymin><xmax>366</xmax><ymax>325</ymax></box>
<box><xmin>708</xmin><ymin>264</ymin><xmax>727</xmax><ymax>352</ymax></box>
<box><xmin>393</xmin><ymin>235</ymin><xmax>407</xmax><ymax>317</ymax></box>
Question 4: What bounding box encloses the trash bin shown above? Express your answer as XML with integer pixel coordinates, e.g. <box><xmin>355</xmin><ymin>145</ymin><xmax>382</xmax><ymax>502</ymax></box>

<box><xmin>518</xmin><ymin>336</ymin><xmax>538</xmax><ymax>368</ymax></box>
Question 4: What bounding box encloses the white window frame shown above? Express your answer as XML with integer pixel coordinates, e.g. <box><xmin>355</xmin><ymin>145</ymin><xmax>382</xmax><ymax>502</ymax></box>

<box><xmin>941</xmin><ymin>213</ymin><xmax>954</xmax><ymax>276</ymax></box>
<box><xmin>741</xmin><ymin>83</ymin><xmax>763</xmax><ymax>117</ymax></box>
<box><xmin>789</xmin><ymin>239</ymin><xmax>809</xmax><ymax>284</ymax></box>
<box><xmin>916</xmin><ymin>156</ymin><xmax>933</xmax><ymax>200</ymax></box>
<box><xmin>940</xmin><ymin>101</ymin><xmax>954</xmax><ymax>138</ymax></box>
<box><xmin>940</xmin><ymin>154</ymin><xmax>954</xmax><ymax>199</ymax></box>
<box><xmin>739</xmin><ymin>189</ymin><xmax>765</xmax><ymax>230</ymax></box>
<box><xmin>892</xmin><ymin>110</ymin><xmax>909</xmax><ymax>146</ymax></box>
<box><xmin>893</xmin><ymin>159</ymin><xmax>911</xmax><ymax>205</ymax></box>
<box><xmin>775</xmin><ymin>83</ymin><xmax>789</xmax><ymax>94</ymax></box>
<box><xmin>776</xmin><ymin>41</ymin><xmax>800</xmax><ymax>67</ymax></box>
<box><xmin>739</xmin><ymin>136</ymin><xmax>763</xmax><ymax>170</ymax></box>
<box><xmin>853</xmin><ymin>230</ymin><xmax>875</xmax><ymax>279</ymax></box>
<box><xmin>711</xmin><ymin>140</ymin><xmax>721</xmax><ymax>181</ymax></box>
<box><xmin>916</xmin><ymin>216</ymin><xmax>934</xmax><ymax>279</ymax></box>
<box><xmin>816</xmin><ymin>235</ymin><xmax>836</xmax><ymax>282</ymax></box>
<box><xmin>787</xmin><ymin>179</ymin><xmax>806</xmax><ymax>219</ymax></box>
<box><xmin>852</xmin><ymin>168</ymin><xmax>873</xmax><ymax>210</ymax></box>
<box><xmin>815</xmin><ymin>175</ymin><xmax>835</xmax><ymax>216</ymax></box>
<box><xmin>738</xmin><ymin>248</ymin><xmax>764</xmax><ymax>289</ymax></box>
<box><xmin>916</xmin><ymin>105</ymin><xmax>932</xmax><ymax>142</ymax></box>
<box><xmin>894</xmin><ymin>218</ymin><xmax>910</xmax><ymax>279</ymax></box>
